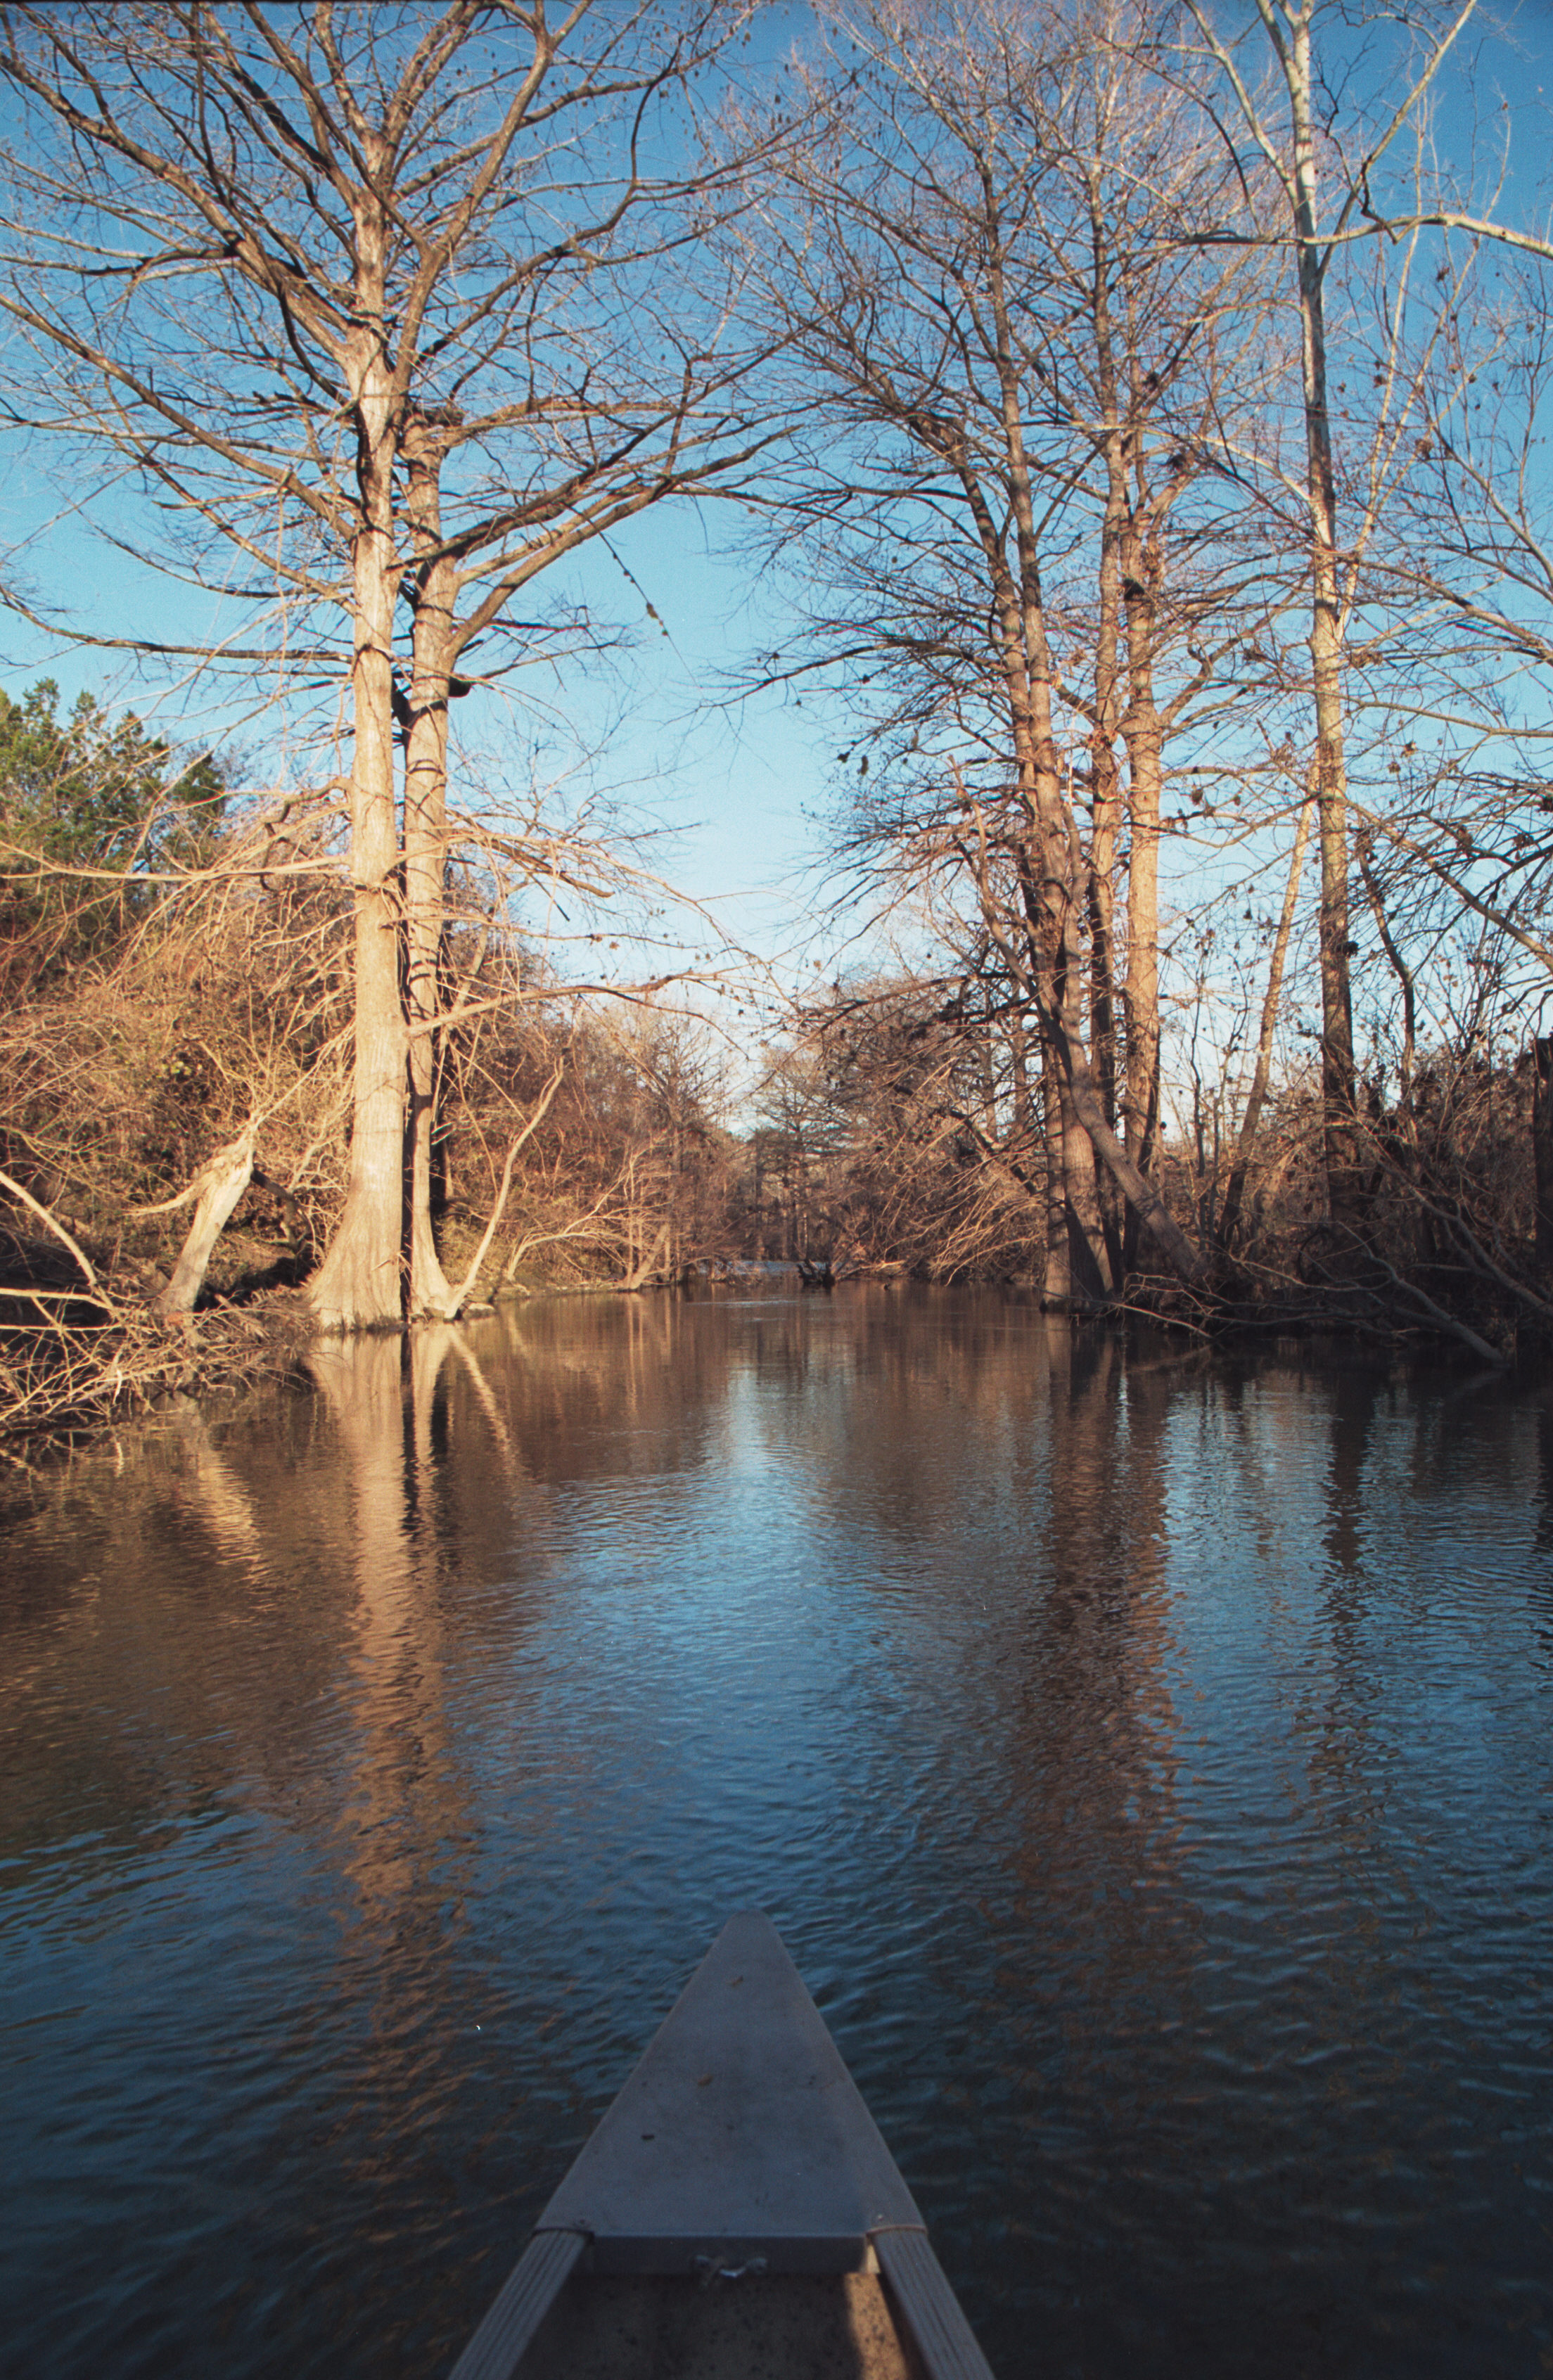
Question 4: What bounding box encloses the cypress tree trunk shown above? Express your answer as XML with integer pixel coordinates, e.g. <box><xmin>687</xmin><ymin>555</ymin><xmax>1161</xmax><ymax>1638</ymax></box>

<box><xmin>308</xmin><ymin>203</ymin><xmax>406</xmax><ymax>1332</ymax></box>
<box><xmin>402</xmin><ymin>408</ymin><xmax>459</xmax><ymax>1322</ymax></box>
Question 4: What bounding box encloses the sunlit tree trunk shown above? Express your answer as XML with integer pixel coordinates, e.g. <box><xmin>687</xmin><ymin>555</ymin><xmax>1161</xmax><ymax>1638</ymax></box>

<box><xmin>309</xmin><ymin>211</ymin><xmax>405</xmax><ymax>1332</ymax></box>
<box><xmin>1053</xmin><ymin>891</ymin><xmax>1113</xmax><ymax>1300</ymax></box>
<box><xmin>154</xmin><ymin>1131</ymin><xmax>255</xmax><ymax>1317</ymax></box>
<box><xmin>401</xmin><ymin>408</ymin><xmax>459</xmax><ymax>1322</ymax></box>
<box><xmin>1042</xmin><ymin>1067</ymin><xmax>1071</xmax><ymax>1302</ymax></box>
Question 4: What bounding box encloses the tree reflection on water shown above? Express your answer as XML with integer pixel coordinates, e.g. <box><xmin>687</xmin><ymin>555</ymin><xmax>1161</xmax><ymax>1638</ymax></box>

<box><xmin>1</xmin><ymin>1288</ymin><xmax>1550</xmax><ymax>2377</ymax></box>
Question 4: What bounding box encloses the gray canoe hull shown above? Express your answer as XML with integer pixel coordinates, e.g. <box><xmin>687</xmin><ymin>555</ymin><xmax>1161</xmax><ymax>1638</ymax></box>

<box><xmin>449</xmin><ymin>1910</ymin><xmax>993</xmax><ymax>2379</ymax></box>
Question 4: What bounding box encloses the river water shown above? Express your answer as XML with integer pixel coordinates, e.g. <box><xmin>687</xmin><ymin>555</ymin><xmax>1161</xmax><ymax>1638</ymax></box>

<box><xmin>2</xmin><ymin>1286</ymin><xmax>1552</xmax><ymax>2377</ymax></box>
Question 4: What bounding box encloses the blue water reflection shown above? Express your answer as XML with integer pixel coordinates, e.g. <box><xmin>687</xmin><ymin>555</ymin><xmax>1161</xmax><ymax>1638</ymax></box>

<box><xmin>1</xmin><ymin>1288</ymin><xmax>1551</xmax><ymax>2376</ymax></box>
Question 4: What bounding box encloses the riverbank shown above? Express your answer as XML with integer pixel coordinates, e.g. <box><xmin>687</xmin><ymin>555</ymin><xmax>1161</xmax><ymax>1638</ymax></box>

<box><xmin>5</xmin><ymin>1248</ymin><xmax>1542</xmax><ymax>1463</ymax></box>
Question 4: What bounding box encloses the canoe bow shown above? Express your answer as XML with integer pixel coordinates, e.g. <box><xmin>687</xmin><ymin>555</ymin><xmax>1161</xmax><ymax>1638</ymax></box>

<box><xmin>450</xmin><ymin>1909</ymin><xmax>993</xmax><ymax>2379</ymax></box>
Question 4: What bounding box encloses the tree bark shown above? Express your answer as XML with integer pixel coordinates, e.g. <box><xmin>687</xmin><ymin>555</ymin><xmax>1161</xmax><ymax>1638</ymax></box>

<box><xmin>1043</xmin><ymin>996</ymin><xmax>1213</xmax><ymax>1287</ymax></box>
<box><xmin>153</xmin><ymin>1133</ymin><xmax>255</xmax><ymax>1317</ymax></box>
<box><xmin>1054</xmin><ymin>891</ymin><xmax>1114</xmax><ymax>1298</ymax></box>
<box><xmin>401</xmin><ymin>408</ymin><xmax>460</xmax><ymax>1322</ymax></box>
<box><xmin>1041</xmin><ymin>1065</ymin><xmax>1071</xmax><ymax>1302</ymax></box>
<box><xmin>308</xmin><ymin>196</ymin><xmax>405</xmax><ymax>1331</ymax></box>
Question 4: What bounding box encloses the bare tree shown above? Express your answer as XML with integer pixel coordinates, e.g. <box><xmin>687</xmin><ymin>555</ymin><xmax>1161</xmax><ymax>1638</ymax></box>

<box><xmin>1184</xmin><ymin>0</ymin><xmax>1478</xmax><ymax>1222</ymax></box>
<box><xmin>735</xmin><ymin>0</ymin><xmax>1278</xmax><ymax>1291</ymax></box>
<box><xmin>0</xmin><ymin>0</ymin><xmax>769</xmax><ymax>1328</ymax></box>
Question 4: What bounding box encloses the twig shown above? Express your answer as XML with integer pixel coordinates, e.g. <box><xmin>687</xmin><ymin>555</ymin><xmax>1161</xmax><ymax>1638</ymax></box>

<box><xmin>0</xmin><ymin>1284</ymin><xmax>114</xmax><ymax>1308</ymax></box>
<box><xmin>0</xmin><ymin>1171</ymin><xmax>101</xmax><ymax>1291</ymax></box>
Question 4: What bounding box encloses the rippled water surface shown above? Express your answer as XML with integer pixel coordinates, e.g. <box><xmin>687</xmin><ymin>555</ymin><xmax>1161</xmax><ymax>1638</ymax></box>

<box><xmin>4</xmin><ymin>1288</ymin><xmax>1553</xmax><ymax>2377</ymax></box>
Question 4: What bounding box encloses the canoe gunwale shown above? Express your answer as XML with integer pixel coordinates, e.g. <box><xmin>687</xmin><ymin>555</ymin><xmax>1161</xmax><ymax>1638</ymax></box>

<box><xmin>447</xmin><ymin>2229</ymin><xmax>585</xmax><ymax>2380</ymax></box>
